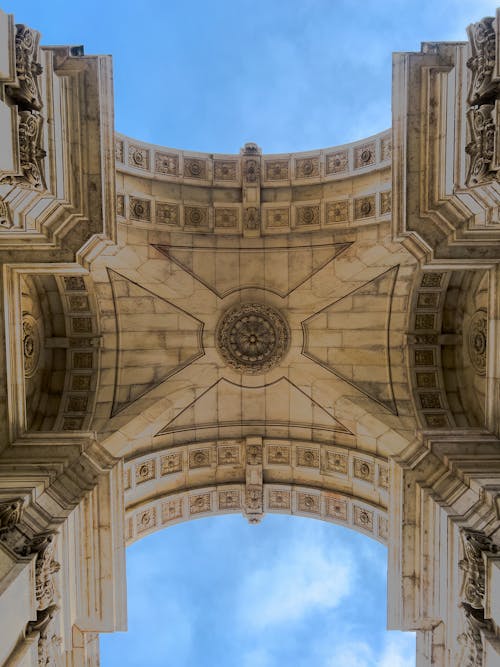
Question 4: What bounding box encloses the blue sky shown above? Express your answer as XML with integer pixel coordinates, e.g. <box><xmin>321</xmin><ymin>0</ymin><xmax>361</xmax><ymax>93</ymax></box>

<box><xmin>3</xmin><ymin>1</ymin><xmax>498</xmax><ymax>665</ymax></box>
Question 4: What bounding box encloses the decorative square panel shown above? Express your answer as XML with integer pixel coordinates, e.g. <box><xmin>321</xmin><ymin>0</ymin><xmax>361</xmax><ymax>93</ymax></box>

<box><xmin>267</xmin><ymin>444</ymin><xmax>291</xmax><ymax>465</ymax></box>
<box><xmin>63</xmin><ymin>276</ymin><xmax>86</xmax><ymax>291</ymax></box>
<box><xmin>129</xmin><ymin>197</ymin><xmax>151</xmax><ymax>221</ymax></box>
<box><xmin>326</xmin><ymin>200</ymin><xmax>349</xmax><ymax>224</ymax></box>
<box><xmin>265</xmin><ymin>159</ymin><xmax>289</xmax><ymax>181</ymax></box>
<box><xmin>295</xmin><ymin>157</ymin><xmax>320</xmax><ymax>179</ymax></box>
<box><xmin>420</xmin><ymin>392</ymin><xmax>442</xmax><ymax>409</ymax></box>
<box><xmin>71</xmin><ymin>374</ymin><xmax>92</xmax><ymax>391</ymax></box>
<box><xmin>73</xmin><ymin>352</ymin><xmax>93</xmax><ymax>369</ymax></box>
<box><xmin>416</xmin><ymin>372</ymin><xmax>437</xmax><ymax>388</ymax></box>
<box><xmin>68</xmin><ymin>295</ymin><xmax>90</xmax><ymax>312</ymax></box>
<box><xmin>155</xmin><ymin>152</ymin><xmax>179</xmax><ymax>176</ymax></box>
<box><xmin>417</xmin><ymin>292</ymin><xmax>440</xmax><ymax>308</ymax></box>
<box><xmin>71</xmin><ymin>317</ymin><xmax>92</xmax><ymax>334</ymax></box>
<box><xmin>217</xmin><ymin>444</ymin><xmax>240</xmax><ymax>465</ymax></box>
<box><xmin>421</xmin><ymin>273</ymin><xmax>443</xmax><ymax>288</ymax></box>
<box><xmin>353</xmin><ymin>505</ymin><xmax>374</xmax><ymax>531</ymax></box>
<box><xmin>135</xmin><ymin>459</ymin><xmax>156</xmax><ymax>484</ymax></box>
<box><xmin>325</xmin><ymin>151</ymin><xmax>348</xmax><ymax>174</ymax></box>
<box><xmin>268</xmin><ymin>489</ymin><xmax>291</xmax><ymax>510</ymax></box>
<box><xmin>218</xmin><ymin>489</ymin><xmax>241</xmax><ymax>510</ymax></box>
<box><xmin>190</xmin><ymin>493</ymin><xmax>212</xmax><ymax>515</ymax></box>
<box><xmin>325</xmin><ymin>495</ymin><xmax>348</xmax><ymax>521</ymax></box>
<box><xmin>354</xmin><ymin>195</ymin><xmax>376</xmax><ymax>219</ymax></box>
<box><xmin>297</xmin><ymin>492</ymin><xmax>320</xmax><ymax>514</ymax></box>
<box><xmin>160</xmin><ymin>452</ymin><xmax>183</xmax><ymax>475</ymax></box>
<box><xmin>161</xmin><ymin>498</ymin><xmax>183</xmax><ymax>523</ymax></box>
<box><xmin>184</xmin><ymin>158</ymin><xmax>208</xmax><ymax>180</ymax></box>
<box><xmin>295</xmin><ymin>204</ymin><xmax>320</xmax><ymax>227</ymax></box>
<box><xmin>156</xmin><ymin>202</ymin><xmax>179</xmax><ymax>226</ymax></box>
<box><xmin>215</xmin><ymin>207</ymin><xmax>239</xmax><ymax>230</ymax></box>
<box><xmin>66</xmin><ymin>395</ymin><xmax>88</xmax><ymax>413</ymax></box>
<box><xmin>353</xmin><ymin>458</ymin><xmax>375</xmax><ymax>483</ymax></box>
<box><xmin>296</xmin><ymin>447</ymin><xmax>320</xmax><ymax>468</ymax></box>
<box><xmin>415</xmin><ymin>349</ymin><xmax>435</xmax><ymax>366</ymax></box>
<box><xmin>324</xmin><ymin>450</ymin><xmax>348</xmax><ymax>475</ymax></box>
<box><xmin>424</xmin><ymin>413</ymin><xmax>449</xmax><ymax>428</ymax></box>
<box><xmin>214</xmin><ymin>160</ymin><xmax>238</xmax><ymax>181</ymax></box>
<box><xmin>128</xmin><ymin>145</ymin><xmax>150</xmax><ymax>170</ymax></box>
<box><xmin>189</xmin><ymin>448</ymin><xmax>211</xmax><ymax>469</ymax></box>
<box><xmin>136</xmin><ymin>507</ymin><xmax>156</xmax><ymax>533</ymax></box>
<box><xmin>354</xmin><ymin>143</ymin><xmax>376</xmax><ymax>168</ymax></box>
<box><xmin>184</xmin><ymin>206</ymin><xmax>209</xmax><ymax>229</ymax></box>
<box><xmin>62</xmin><ymin>417</ymin><xmax>84</xmax><ymax>430</ymax></box>
<box><xmin>415</xmin><ymin>313</ymin><xmax>436</xmax><ymax>330</ymax></box>
<box><xmin>265</xmin><ymin>207</ymin><xmax>290</xmax><ymax>229</ymax></box>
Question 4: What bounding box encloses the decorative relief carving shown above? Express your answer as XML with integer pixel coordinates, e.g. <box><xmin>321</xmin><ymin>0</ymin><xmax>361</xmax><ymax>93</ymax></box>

<box><xmin>68</xmin><ymin>295</ymin><xmax>90</xmax><ymax>312</ymax></box>
<box><xmin>467</xmin><ymin>17</ymin><xmax>497</xmax><ymax>106</ymax></box>
<box><xmin>128</xmin><ymin>145</ymin><xmax>150</xmax><ymax>170</ymax></box>
<box><xmin>419</xmin><ymin>392</ymin><xmax>442</xmax><ymax>409</ymax></box>
<box><xmin>353</xmin><ymin>458</ymin><xmax>375</xmax><ymax>483</ymax></box>
<box><xmin>1</xmin><ymin>110</ymin><xmax>47</xmax><ymax>189</ymax></box>
<box><xmin>325</xmin><ymin>151</ymin><xmax>348</xmax><ymax>174</ymax></box>
<box><xmin>184</xmin><ymin>206</ymin><xmax>209</xmax><ymax>229</ymax></box>
<box><xmin>353</xmin><ymin>506</ymin><xmax>374</xmax><ymax>531</ymax></box>
<box><xmin>417</xmin><ymin>292</ymin><xmax>439</xmax><ymax>308</ymax></box>
<box><xmin>217</xmin><ymin>444</ymin><xmax>240</xmax><ymax>465</ymax></box>
<box><xmin>298</xmin><ymin>492</ymin><xmax>320</xmax><ymax>514</ymax></box>
<box><xmin>0</xmin><ymin>198</ymin><xmax>14</xmax><ymax>229</ymax></box>
<box><xmin>66</xmin><ymin>395</ymin><xmax>88</xmax><ymax>413</ymax></box>
<box><xmin>189</xmin><ymin>448</ymin><xmax>211</xmax><ymax>469</ymax></box>
<box><xmin>295</xmin><ymin>157</ymin><xmax>320</xmax><ymax>179</ymax></box>
<box><xmin>160</xmin><ymin>452</ymin><xmax>183</xmax><ymax>475</ymax></box>
<box><xmin>190</xmin><ymin>492</ymin><xmax>211</xmax><ymax>515</ymax></box>
<box><xmin>415</xmin><ymin>313</ymin><xmax>436</xmax><ymax>330</ymax></box>
<box><xmin>416</xmin><ymin>371</ymin><xmax>438</xmax><ymax>388</ymax></box>
<box><xmin>215</xmin><ymin>207</ymin><xmax>239</xmax><ymax>229</ymax></box>
<box><xmin>267</xmin><ymin>444</ymin><xmax>291</xmax><ymax>465</ymax></box>
<box><xmin>243</xmin><ymin>207</ymin><xmax>260</xmax><ymax>230</ymax></box>
<box><xmin>63</xmin><ymin>276</ymin><xmax>86</xmax><ymax>291</ymax></box>
<box><xmin>326</xmin><ymin>200</ymin><xmax>349</xmax><ymax>225</ymax></box>
<box><xmin>265</xmin><ymin>159</ymin><xmax>289</xmax><ymax>181</ymax></box>
<box><xmin>71</xmin><ymin>374</ymin><xmax>92</xmax><ymax>391</ymax></box>
<box><xmin>22</xmin><ymin>313</ymin><xmax>40</xmax><ymax>378</ymax></box>
<box><xmin>378</xmin><ymin>516</ymin><xmax>389</xmax><ymax>540</ymax></box>
<box><xmin>424</xmin><ymin>413</ymin><xmax>449</xmax><ymax>428</ymax></box>
<box><xmin>268</xmin><ymin>488</ymin><xmax>291</xmax><ymax>511</ymax></box>
<box><xmin>214</xmin><ymin>160</ymin><xmax>237</xmax><ymax>181</ymax></box>
<box><xmin>215</xmin><ymin>303</ymin><xmax>290</xmax><ymax>375</ymax></box>
<box><xmin>465</xmin><ymin>104</ymin><xmax>497</xmax><ymax>185</ymax></box>
<box><xmin>380</xmin><ymin>191</ymin><xmax>392</xmax><ymax>214</ymax></box>
<box><xmin>156</xmin><ymin>202</ymin><xmax>179</xmax><ymax>226</ymax></box>
<box><xmin>245</xmin><ymin>485</ymin><xmax>262</xmax><ymax>512</ymax></box>
<box><xmin>468</xmin><ymin>309</ymin><xmax>487</xmax><ymax>375</ymax></box>
<box><xmin>135</xmin><ymin>459</ymin><xmax>155</xmax><ymax>484</ymax></box>
<box><xmin>421</xmin><ymin>273</ymin><xmax>443</xmax><ymax>288</ymax></box>
<box><xmin>354</xmin><ymin>195</ymin><xmax>375</xmax><ymax>219</ymax></box>
<box><xmin>155</xmin><ymin>152</ymin><xmax>179</xmax><ymax>176</ymax></box>
<box><xmin>265</xmin><ymin>207</ymin><xmax>289</xmax><ymax>229</ymax></box>
<box><xmin>324</xmin><ymin>450</ymin><xmax>348</xmax><ymax>475</ymax></box>
<box><xmin>7</xmin><ymin>25</ymin><xmax>43</xmax><ymax>110</ymax></box>
<box><xmin>161</xmin><ymin>498</ymin><xmax>183</xmax><ymax>524</ymax></box>
<box><xmin>218</xmin><ymin>489</ymin><xmax>241</xmax><ymax>510</ymax></box>
<box><xmin>295</xmin><ymin>204</ymin><xmax>320</xmax><ymax>227</ymax></box>
<box><xmin>129</xmin><ymin>197</ymin><xmax>151</xmax><ymax>221</ymax></box>
<box><xmin>244</xmin><ymin>158</ymin><xmax>260</xmax><ymax>183</ymax></box>
<box><xmin>296</xmin><ymin>447</ymin><xmax>319</xmax><ymax>469</ymax></box>
<box><xmin>354</xmin><ymin>143</ymin><xmax>376</xmax><ymax>168</ymax></box>
<box><xmin>115</xmin><ymin>139</ymin><xmax>124</xmax><ymax>163</ymax></box>
<box><xmin>415</xmin><ymin>349</ymin><xmax>435</xmax><ymax>366</ymax></box>
<box><xmin>72</xmin><ymin>352</ymin><xmax>93</xmax><ymax>369</ymax></box>
<box><xmin>71</xmin><ymin>317</ymin><xmax>92</xmax><ymax>334</ymax></box>
<box><xmin>325</xmin><ymin>495</ymin><xmax>348</xmax><ymax>521</ymax></box>
<box><xmin>0</xmin><ymin>499</ymin><xmax>24</xmax><ymax>535</ymax></box>
<box><xmin>378</xmin><ymin>464</ymin><xmax>389</xmax><ymax>489</ymax></box>
<box><xmin>244</xmin><ymin>439</ymin><xmax>263</xmax><ymax>523</ymax></box>
<box><xmin>137</xmin><ymin>507</ymin><xmax>156</xmax><ymax>533</ymax></box>
<box><xmin>458</xmin><ymin>529</ymin><xmax>498</xmax><ymax>667</ymax></box>
<box><xmin>246</xmin><ymin>443</ymin><xmax>263</xmax><ymax>466</ymax></box>
<box><xmin>381</xmin><ymin>137</ymin><xmax>392</xmax><ymax>161</ymax></box>
<box><xmin>17</xmin><ymin>533</ymin><xmax>61</xmax><ymax>611</ymax></box>
<box><xmin>184</xmin><ymin>158</ymin><xmax>207</xmax><ymax>180</ymax></box>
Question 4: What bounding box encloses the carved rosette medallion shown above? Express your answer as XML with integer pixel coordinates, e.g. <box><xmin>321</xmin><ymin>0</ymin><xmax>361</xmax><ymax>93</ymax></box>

<box><xmin>467</xmin><ymin>309</ymin><xmax>487</xmax><ymax>375</ymax></box>
<box><xmin>22</xmin><ymin>313</ymin><xmax>40</xmax><ymax>378</ymax></box>
<box><xmin>216</xmin><ymin>303</ymin><xmax>290</xmax><ymax>374</ymax></box>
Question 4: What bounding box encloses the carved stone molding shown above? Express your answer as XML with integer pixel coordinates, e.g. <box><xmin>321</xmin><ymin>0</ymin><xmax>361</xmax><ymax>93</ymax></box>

<box><xmin>467</xmin><ymin>17</ymin><xmax>497</xmax><ymax>106</ymax></box>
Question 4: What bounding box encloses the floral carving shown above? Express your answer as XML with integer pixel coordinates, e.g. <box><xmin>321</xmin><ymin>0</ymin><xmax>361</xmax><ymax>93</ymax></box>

<box><xmin>467</xmin><ymin>17</ymin><xmax>497</xmax><ymax>106</ymax></box>
<box><xmin>0</xmin><ymin>110</ymin><xmax>46</xmax><ymax>189</ymax></box>
<box><xmin>325</xmin><ymin>151</ymin><xmax>348</xmax><ymax>174</ymax></box>
<box><xmin>265</xmin><ymin>159</ymin><xmax>289</xmax><ymax>181</ymax></box>
<box><xmin>244</xmin><ymin>158</ymin><xmax>260</xmax><ymax>183</ymax></box>
<box><xmin>296</xmin><ymin>205</ymin><xmax>320</xmax><ymax>227</ymax></box>
<box><xmin>468</xmin><ymin>309</ymin><xmax>487</xmax><ymax>375</ymax></box>
<box><xmin>22</xmin><ymin>313</ymin><xmax>40</xmax><ymax>378</ymax></box>
<box><xmin>465</xmin><ymin>105</ymin><xmax>496</xmax><ymax>186</ymax></box>
<box><xmin>155</xmin><ymin>152</ymin><xmax>179</xmax><ymax>176</ymax></box>
<box><xmin>6</xmin><ymin>25</ymin><xmax>43</xmax><ymax>111</ymax></box>
<box><xmin>295</xmin><ymin>157</ymin><xmax>319</xmax><ymax>179</ymax></box>
<box><xmin>214</xmin><ymin>160</ymin><xmax>237</xmax><ymax>181</ymax></box>
<box><xmin>216</xmin><ymin>303</ymin><xmax>290</xmax><ymax>375</ymax></box>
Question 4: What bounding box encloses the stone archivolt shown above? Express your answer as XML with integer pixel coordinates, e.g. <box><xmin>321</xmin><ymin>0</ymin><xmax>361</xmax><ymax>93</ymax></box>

<box><xmin>1</xmin><ymin>8</ymin><xmax>500</xmax><ymax>667</ymax></box>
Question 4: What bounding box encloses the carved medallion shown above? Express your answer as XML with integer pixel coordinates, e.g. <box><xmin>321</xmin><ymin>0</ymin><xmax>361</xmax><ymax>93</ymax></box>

<box><xmin>216</xmin><ymin>303</ymin><xmax>290</xmax><ymax>374</ymax></box>
<box><xmin>467</xmin><ymin>309</ymin><xmax>487</xmax><ymax>375</ymax></box>
<box><xmin>22</xmin><ymin>313</ymin><xmax>40</xmax><ymax>377</ymax></box>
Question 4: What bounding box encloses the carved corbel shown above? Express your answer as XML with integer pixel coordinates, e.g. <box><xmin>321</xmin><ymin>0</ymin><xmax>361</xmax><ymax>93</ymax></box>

<box><xmin>467</xmin><ymin>17</ymin><xmax>497</xmax><ymax>106</ymax></box>
<box><xmin>0</xmin><ymin>498</ymin><xmax>24</xmax><ymax>534</ymax></box>
<box><xmin>5</xmin><ymin>24</ymin><xmax>43</xmax><ymax>111</ymax></box>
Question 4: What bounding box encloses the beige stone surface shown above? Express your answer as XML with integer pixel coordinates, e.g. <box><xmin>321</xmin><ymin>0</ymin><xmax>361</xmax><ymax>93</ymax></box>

<box><xmin>0</xmin><ymin>7</ymin><xmax>500</xmax><ymax>667</ymax></box>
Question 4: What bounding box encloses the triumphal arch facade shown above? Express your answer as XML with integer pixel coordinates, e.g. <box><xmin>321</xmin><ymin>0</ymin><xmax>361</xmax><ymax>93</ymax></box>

<box><xmin>1</xmin><ymin>7</ymin><xmax>500</xmax><ymax>666</ymax></box>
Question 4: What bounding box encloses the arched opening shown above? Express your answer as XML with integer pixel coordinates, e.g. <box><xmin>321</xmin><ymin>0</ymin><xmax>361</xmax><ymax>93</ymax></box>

<box><xmin>101</xmin><ymin>514</ymin><xmax>416</xmax><ymax>666</ymax></box>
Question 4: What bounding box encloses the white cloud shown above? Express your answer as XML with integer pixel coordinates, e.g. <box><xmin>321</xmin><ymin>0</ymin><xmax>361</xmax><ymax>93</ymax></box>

<box><xmin>236</xmin><ymin>525</ymin><xmax>353</xmax><ymax>632</ymax></box>
<box><xmin>323</xmin><ymin>632</ymin><xmax>416</xmax><ymax>667</ymax></box>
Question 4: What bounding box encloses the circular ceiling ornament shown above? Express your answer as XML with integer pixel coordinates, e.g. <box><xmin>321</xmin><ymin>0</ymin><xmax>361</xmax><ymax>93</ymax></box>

<box><xmin>22</xmin><ymin>313</ymin><xmax>40</xmax><ymax>378</ymax></box>
<box><xmin>216</xmin><ymin>303</ymin><xmax>290</xmax><ymax>374</ymax></box>
<box><xmin>467</xmin><ymin>308</ymin><xmax>487</xmax><ymax>375</ymax></box>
